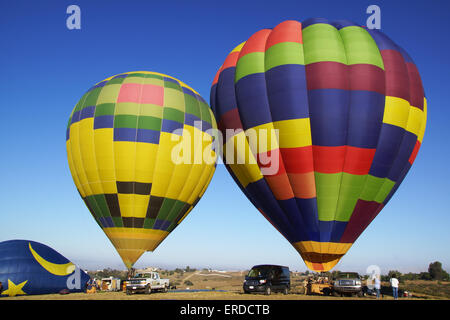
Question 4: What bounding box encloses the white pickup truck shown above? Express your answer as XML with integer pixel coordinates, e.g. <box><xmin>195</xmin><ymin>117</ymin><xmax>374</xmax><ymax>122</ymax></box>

<box><xmin>126</xmin><ymin>272</ymin><xmax>170</xmax><ymax>294</ymax></box>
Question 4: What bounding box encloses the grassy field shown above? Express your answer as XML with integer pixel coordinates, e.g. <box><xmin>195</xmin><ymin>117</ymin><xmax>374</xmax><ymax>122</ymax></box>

<box><xmin>399</xmin><ymin>280</ymin><xmax>450</xmax><ymax>299</ymax></box>
<box><xmin>1</xmin><ymin>271</ymin><xmax>448</xmax><ymax>300</ymax></box>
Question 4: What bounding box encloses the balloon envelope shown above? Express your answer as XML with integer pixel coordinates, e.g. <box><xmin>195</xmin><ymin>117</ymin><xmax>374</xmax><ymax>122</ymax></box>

<box><xmin>0</xmin><ymin>240</ymin><xmax>89</xmax><ymax>296</ymax></box>
<box><xmin>66</xmin><ymin>71</ymin><xmax>217</xmax><ymax>268</ymax></box>
<box><xmin>210</xmin><ymin>19</ymin><xmax>426</xmax><ymax>271</ymax></box>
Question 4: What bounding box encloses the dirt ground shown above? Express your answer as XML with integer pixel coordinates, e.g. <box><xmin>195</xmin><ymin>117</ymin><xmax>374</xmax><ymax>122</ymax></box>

<box><xmin>1</xmin><ymin>271</ymin><xmax>444</xmax><ymax>300</ymax></box>
<box><xmin>0</xmin><ymin>290</ymin><xmax>420</xmax><ymax>300</ymax></box>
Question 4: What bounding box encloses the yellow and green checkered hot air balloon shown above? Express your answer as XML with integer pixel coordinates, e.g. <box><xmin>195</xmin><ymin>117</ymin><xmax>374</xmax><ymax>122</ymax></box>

<box><xmin>66</xmin><ymin>71</ymin><xmax>217</xmax><ymax>269</ymax></box>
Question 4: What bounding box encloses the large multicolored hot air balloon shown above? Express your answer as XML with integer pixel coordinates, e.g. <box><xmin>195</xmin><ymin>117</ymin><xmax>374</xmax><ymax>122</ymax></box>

<box><xmin>66</xmin><ymin>71</ymin><xmax>217</xmax><ymax>269</ymax></box>
<box><xmin>0</xmin><ymin>240</ymin><xmax>90</xmax><ymax>296</ymax></box>
<box><xmin>210</xmin><ymin>19</ymin><xmax>426</xmax><ymax>271</ymax></box>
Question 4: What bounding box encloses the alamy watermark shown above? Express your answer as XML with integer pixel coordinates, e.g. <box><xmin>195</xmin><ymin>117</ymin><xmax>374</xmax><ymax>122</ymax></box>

<box><xmin>365</xmin><ymin>264</ymin><xmax>382</xmax><ymax>289</ymax></box>
<box><xmin>66</xmin><ymin>5</ymin><xmax>81</xmax><ymax>30</ymax></box>
<box><xmin>366</xmin><ymin>5</ymin><xmax>381</xmax><ymax>30</ymax></box>
<box><xmin>169</xmin><ymin>121</ymin><xmax>281</xmax><ymax>175</ymax></box>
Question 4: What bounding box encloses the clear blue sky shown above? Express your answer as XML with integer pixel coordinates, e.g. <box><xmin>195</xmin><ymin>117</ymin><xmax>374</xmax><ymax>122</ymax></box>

<box><xmin>1</xmin><ymin>0</ymin><xmax>449</xmax><ymax>274</ymax></box>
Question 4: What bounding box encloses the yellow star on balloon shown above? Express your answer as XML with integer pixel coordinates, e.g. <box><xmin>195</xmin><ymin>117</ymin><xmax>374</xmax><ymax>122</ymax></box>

<box><xmin>3</xmin><ymin>279</ymin><xmax>28</xmax><ymax>297</ymax></box>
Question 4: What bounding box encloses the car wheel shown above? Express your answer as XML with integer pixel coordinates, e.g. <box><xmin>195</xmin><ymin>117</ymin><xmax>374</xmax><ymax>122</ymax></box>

<box><xmin>145</xmin><ymin>285</ymin><xmax>151</xmax><ymax>294</ymax></box>
<box><xmin>357</xmin><ymin>291</ymin><xmax>363</xmax><ymax>297</ymax></box>
<box><xmin>333</xmin><ymin>291</ymin><xmax>340</xmax><ymax>297</ymax></box>
<box><xmin>126</xmin><ymin>289</ymin><xmax>132</xmax><ymax>295</ymax></box>
<box><xmin>265</xmin><ymin>286</ymin><xmax>272</xmax><ymax>295</ymax></box>
<box><xmin>283</xmin><ymin>286</ymin><xmax>289</xmax><ymax>295</ymax></box>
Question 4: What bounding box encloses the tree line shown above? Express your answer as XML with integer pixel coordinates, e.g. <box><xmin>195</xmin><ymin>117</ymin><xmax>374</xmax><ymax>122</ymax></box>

<box><xmin>297</xmin><ymin>261</ymin><xmax>449</xmax><ymax>281</ymax></box>
<box><xmin>382</xmin><ymin>262</ymin><xmax>449</xmax><ymax>281</ymax></box>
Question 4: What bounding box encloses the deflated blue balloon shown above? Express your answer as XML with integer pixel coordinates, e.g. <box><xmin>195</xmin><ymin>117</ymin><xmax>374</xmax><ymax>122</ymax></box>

<box><xmin>0</xmin><ymin>240</ymin><xmax>90</xmax><ymax>296</ymax></box>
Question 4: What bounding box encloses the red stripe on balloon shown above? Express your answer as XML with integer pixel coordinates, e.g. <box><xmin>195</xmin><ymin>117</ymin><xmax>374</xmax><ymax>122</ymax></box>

<box><xmin>265</xmin><ymin>20</ymin><xmax>303</xmax><ymax>50</ymax></box>
<box><xmin>312</xmin><ymin>146</ymin><xmax>346</xmax><ymax>173</ymax></box>
<box><xmin>405</xmin><ymin>62</ymin><xmax>424</xmax><ymax>110</ymax></box>
<box><xmin>343</xmin><ymin>146</ymin><xmax>377</xmax><ymax>175</ymax></box>
<box><xmin>238</xmin><ymin>29</ymin><xmax>271</xmax><ymax>58</ymax></box>
<box><xmin>340</xmin><ymin>199</ymin><xmax>383</xmax><ymax>243</ymax></box>
<box><xmin>257</xmin><ymin>149</ymin><xmax>286</xmax><ymax>176</ymax></box>
<box><xmin>408</xmin><ymin>140</ymin><xmax>421</xmax><ymax>165</ymax></box>
<box><xmin>311</xmin><ymin>146</ymin><xmax>376</xmax><ymax>175</ymax></box>
<box><xmin>264</xmin><ymin>174</ymin><xmax>295</xmax><ymax>200</ymax></box>
<box><xmin>381</xmin><ymin>49</ymin><xmax>410</xmax><ymax>101</ymax></box>
<box><xmin>212</xmin><ymin>51</ymin><xmax>240</xmax><ymax>86</ymax></box>
<box><xmin>212</xmin><ymin>69</ymin><xmax>221</xmax><ymax>86</ymax></box>
<box><xmin>349</xmin><ymin>64</ymin><xmax>385</xmax><ymax>95</ymax></box>
<box><xmin>280</xmin><ymin>146</ymin><xmax>314</xmax><ymax>174</ymax></box>
<box><xmin>222</xmin><ymin>51</ymin><xmax>241</xmax><ymax>70</ymax></box>
<box><xmin>306</xmin><ymin>62</ymin><xmax>349</xmax><ymax>91</ymax></box>
<box><xmin>306</xmin><ymin>63</ymin><xmax>385</xmax><ymax>94</ymax></box>
<box><xmin>287</xmin><ymin>172</ymin><xmax>316</xmax><ymax>198</ymax></box>
<box><xmin>312</xmin><ymin>263</ymin><xmax>324</xmax><ymax>271</ymax></box>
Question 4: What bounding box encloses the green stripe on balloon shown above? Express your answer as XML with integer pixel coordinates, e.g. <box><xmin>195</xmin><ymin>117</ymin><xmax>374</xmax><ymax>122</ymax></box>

<box><xmin>235</xmin><ymin>52</ymin><xmax>265</xmax><ymax>82</ymax></box>
<box><xmin>335</xmin><ymin>173</ymin><xmax>367</xmax><ymax>221</ymax></box>
<box><xmin>264</xmin><ymin>42</ymin><xmax>305</xmax><ymax>71</ymax></box>
<box><xmin>314</xmin><ymin>172</ymin><xmax>342</xmax><ymax>221</ymax></box>
<box><xmin>302</xmin><ymin>23</ymin><xmax>348</xmax><ymax>65</ymax></box>
<box><xmin>339</xmin><ymin>26</ymin><xmax>384</xmax><ymax>69</ymax></box>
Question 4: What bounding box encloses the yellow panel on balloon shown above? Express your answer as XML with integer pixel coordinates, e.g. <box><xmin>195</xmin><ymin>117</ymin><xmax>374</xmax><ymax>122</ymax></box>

<box><xmin>94</xmin><ymin>128</ymin><xmax>116</xmax><ymax>193</ymax></box>
<box><xmin>66</xmin><ymin>140</ymin><xmax>85</xmax><ymax>197</ymax></box>
<box><xmin>133</xmin><ymin>194</ymin><xmax>150</xmax><ymax>219</ymax></box>
<box><xmin>118</xmin><ymin>194</ymin><xmax>135</xmax><ymax>218</ymax></box>
<box><xmin>418</xmin><ymin>98</ymin><xmax>427</xmax><ymax>143</ymax></box>
<box><xmin>150</xmin><ymin>132</ymin><xmax>177</xmax><ymax>197</ymax></box>
<box><xmin>179</xmin><ymin>164</ymin><xmax>203</xmax><ymax>203</ymax></box>
<box><xmin>78</xmin><ymin>117</ymin><xmax>103</xmax><ymax>195</ymax></box>
<box><xmin>114</xmin><ymin>141</ymin><xmax>136</xmax><ymax>182</ymax></box>
<box><xmin>69</xmin><ymin>121</ymin><xmax>93</xmax><ymax>197</ymax></box>
<box><xmin>135</xmin><ymin>142</ymin><xmax>159</xmax><ymax>184</ymax></box>
<box><xmin>165</xmin><ymin>163</ymin><xmax>192</xmax><ymax>200</ymax></box>
<box><xmin>273</xmin><ymin>118</ymin><xmax>312</xmax><ymax>148</ymax></box>
<box><xmin>406</xmin><ymin>106</ymin><xmax>423</xmax><ymax>137</ymax></box>
<box><xmin>383</xmin><ymin>96</ymin><xmax>410</xmax><ymax>129</ymax></box>
<box><xmin>246</xmin><ymin>122</ymin><xmax>279</xmax><ymax>154</ymax></box>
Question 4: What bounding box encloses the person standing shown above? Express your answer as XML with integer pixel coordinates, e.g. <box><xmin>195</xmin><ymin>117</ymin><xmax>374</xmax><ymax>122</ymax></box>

<box><xmin>302</xmin><ymin>278</ymin><xmax>308</xmax><ymax>295</ymax></box>
<box><xmin>374</xmin><ymin>276</ymin><xmax>381</xmax><ymax>299</ymax></box>
<box><xmin>390</xmin><ymin>275</ymin><xmax>399</xmax><ymax>300</ymax></box>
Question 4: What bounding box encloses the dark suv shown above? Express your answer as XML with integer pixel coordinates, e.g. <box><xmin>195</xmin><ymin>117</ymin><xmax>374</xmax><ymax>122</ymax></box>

<box><xmin>243</xmin><ymin>265</ymin><xmax>290</xmax><ymax>295</ymax></box>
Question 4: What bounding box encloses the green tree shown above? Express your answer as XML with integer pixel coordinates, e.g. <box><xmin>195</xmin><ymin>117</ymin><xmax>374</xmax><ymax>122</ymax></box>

<box><xmin>419</xmin><ymin>272</ymin><xmax>431</xmax><ymax>280</ymax></box>
<box><xmin>429</xmin><ymin>261</ymin><xmax>445</xmax><ymax>280</ymax></box>
<box><xmin>174</xmin><ymin>268</ymin><xmax>184</xmax><ymax>275</ymax></box>
<box><xmin>388</xmin><ymin>270</ymin><xmax>401</xmax><ymax>279</ymax></box>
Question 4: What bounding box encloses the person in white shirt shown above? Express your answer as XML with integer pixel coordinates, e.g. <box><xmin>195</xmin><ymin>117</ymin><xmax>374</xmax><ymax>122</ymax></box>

<box><xmin>374</xmin><ymin>276</ymin><xmax>381</xmax><ymax>299</ymax></box>
<box><xmin>390</xmin><ymin>275</ymin><xmax>399</xmax><ymax>299</ymax></box>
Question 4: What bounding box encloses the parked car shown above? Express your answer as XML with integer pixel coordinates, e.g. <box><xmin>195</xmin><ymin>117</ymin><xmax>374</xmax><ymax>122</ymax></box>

<box><xmin>243</xmin><ymin>265</ymin><xmax>290</xmax><ymax>295</ymax></box>
<box><xmin>332</xmin><ymin>272</ymin><xmax>363</xmax><ymax>297</ymax></box>
<box><xmin>126</xmin><ymin>272</ymin><xmax>169</xmax><ymax>294</ymax></box>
